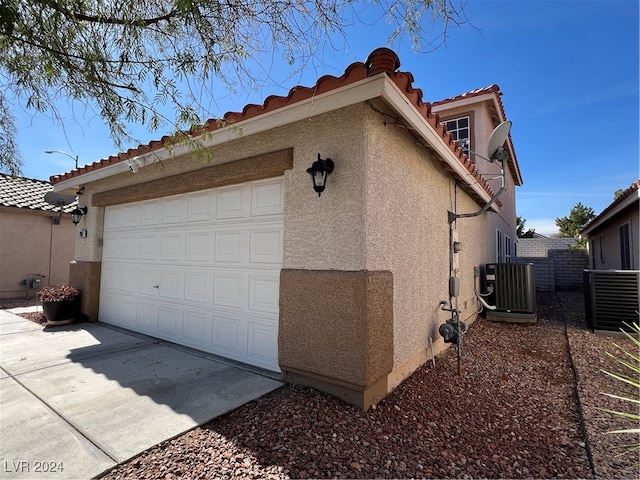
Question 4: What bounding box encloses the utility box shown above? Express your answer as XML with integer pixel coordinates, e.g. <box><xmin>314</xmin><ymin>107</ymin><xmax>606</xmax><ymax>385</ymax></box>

<box><xmin>485</xmin><ymin>263</ymin><xmax>537</xmax><ymax>323</ymax></box>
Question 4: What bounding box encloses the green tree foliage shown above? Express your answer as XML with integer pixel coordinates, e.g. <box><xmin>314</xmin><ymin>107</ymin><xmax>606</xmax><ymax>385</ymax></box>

<box><xmin>555</xmin><ymin>202</ymin><xmax>595</xmax><ymax>238</ymax></box>
<box><xmin>613</xmin><ymin>188</ymin><xmax>625</xmax><ymax>200</ymax></box>
<box><xmin>516</xmin><ymin>216</ymin><xmax>535</xmax><ymax>238</ymax></box>
<box><xmin>0</xmin><ymin>0</ymin><xmax>468</xmax><ymax>174</ymax></box>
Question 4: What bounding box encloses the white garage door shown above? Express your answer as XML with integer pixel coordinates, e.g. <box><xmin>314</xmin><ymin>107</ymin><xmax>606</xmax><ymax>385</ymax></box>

<box><xmin>99</xmin><ymin>177</ymin><xmax>284</xmax><ymax>372</ymax></box>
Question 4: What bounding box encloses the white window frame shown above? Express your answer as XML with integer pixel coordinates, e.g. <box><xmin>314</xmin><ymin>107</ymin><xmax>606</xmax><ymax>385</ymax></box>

<box><xmin>444</xmin><ymin>116</ymin><xmax>471</xmax><ymax>148</ymax></box>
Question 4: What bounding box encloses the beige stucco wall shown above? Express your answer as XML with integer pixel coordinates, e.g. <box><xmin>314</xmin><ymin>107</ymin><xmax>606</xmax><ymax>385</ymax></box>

<box><xmin>586</xmin><ymin>202</ymin><xmax>639</xmax><ymax>270</ymax></box>
<box><xmin>0</xmin><ymin>207</ymin><xmax>76</xmax><ymax>297</ymax></box>
<box><xmin>361</xmin><ymin>106</ymin><xmax>515</xmax><ymax>372</ymax></box>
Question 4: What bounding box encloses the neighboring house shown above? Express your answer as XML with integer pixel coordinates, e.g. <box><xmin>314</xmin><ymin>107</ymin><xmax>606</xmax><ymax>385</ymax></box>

<box><xmin>0</xmin><ymin>174</ymin><xmax>77</xmax><ymax>298</ymax></box>
<box><xmin>50</xmin><ymin>48</ymin><xmax>523</xmax><ymax>408</ymax></box>
<box><xmin>581</xmin><ymin>180</ymin><xmax>639</xmax><ymax>270</ymax></box>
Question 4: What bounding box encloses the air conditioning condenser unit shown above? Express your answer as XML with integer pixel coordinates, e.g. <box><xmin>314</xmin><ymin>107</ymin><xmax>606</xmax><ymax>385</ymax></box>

<box><xmin>485</xmin><ymin>263</ymin><xmax>537</xmax><ymax>323</ymax></box>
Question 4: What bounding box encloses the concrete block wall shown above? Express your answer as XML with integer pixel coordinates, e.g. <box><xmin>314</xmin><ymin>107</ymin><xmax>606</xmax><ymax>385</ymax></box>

<box><xmin>551</xmin><ymin>249</ymin><xmax>589</xmax><ymax>290</ymax></box>
<box><xmin>514</xmin><ymin>248</ymin><xmax>588</xmax><ymax>291</ymax></box>
<box><xmin>516</xmin><ymin>237</ymin><xmax>577</xmax><ymax>257</ymax></box>
<box><xmin>513</xmin><ymin>257</ymin><xmax>554</xmax><ymax>291</ymax></box>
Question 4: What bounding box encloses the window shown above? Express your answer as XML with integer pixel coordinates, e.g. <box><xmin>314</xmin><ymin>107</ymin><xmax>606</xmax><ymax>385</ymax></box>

<box><xmin>590</xmin><ymin>238</ymin><xmax>597</xmax><ymax>269</ymax></box>
<box><xmin>505</xmin><ymin>235</ymin><xmax>512</xmax><ymax>263</ymax></box>
<box><xmin>599</xmin><ymin>235</ymin><xmax>605</xmax><ymax>263</ymax></box>
<box><xmin>496</xmin><ymin>230</ymin><xmax>504</xmax><ymax>262</ymax></box>
<box><xmin>620</xmin><ymin>222</ymin><xmax>633</xmax><ymax>269</ymax></box>
<box><xmin>444</xmin><ymin>116</ymin><xmax>470</xmax><ymax>149</ymax></box>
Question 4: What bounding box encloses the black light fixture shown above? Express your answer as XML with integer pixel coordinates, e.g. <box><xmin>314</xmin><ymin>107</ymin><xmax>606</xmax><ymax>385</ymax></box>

<box><xmin>306</xmin><ymin>154</ymin><xmax>334</xmax><ymax>197</ymax></box>
<box><xmin>70</xmin><ymin>206</ymin><xmax>87</xmax><ymax>225</ymax></box>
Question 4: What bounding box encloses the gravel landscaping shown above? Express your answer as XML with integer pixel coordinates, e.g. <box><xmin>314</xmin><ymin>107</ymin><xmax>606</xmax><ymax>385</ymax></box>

<box><xmin>4</xmin><ymin>291</ymin><xmax>638</xmax><ymax>479</ymax></box>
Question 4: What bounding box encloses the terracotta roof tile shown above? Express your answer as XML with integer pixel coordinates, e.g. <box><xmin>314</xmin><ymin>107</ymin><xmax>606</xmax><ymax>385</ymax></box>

<box><xmin>50</xmin><ymin>48</ymin><xmax>504</xmax><ymax>199</ymax></box>
<box><xmin>582</xmin><ymin>179</ymin><xmax>640</xmax><ymax>233</ymax></box>
<box><xmin>0</xmin><ymin>174</ymin><xmax>77</xmax><ymax>213</ymax></box>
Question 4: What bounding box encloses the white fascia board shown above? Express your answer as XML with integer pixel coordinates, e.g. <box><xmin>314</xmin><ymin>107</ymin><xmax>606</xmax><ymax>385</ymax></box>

<box><xmin>430</xmin><ymin>93</ymin><xmax>495</xmax><ymax>113</ymax></box>
<box><xmin>380</xmin><ymin>78</ymin><xmax>493</xmax><ymax>205</ymax></box>
<box><xmin>582</xmin><ymin>191</ymin><xmax>640</xmax><ymax>235</ymax></box>
<box><xmin>54</xmin><ymin>75</ymin><xmax>388</xmax><ymax>193</ymax></box>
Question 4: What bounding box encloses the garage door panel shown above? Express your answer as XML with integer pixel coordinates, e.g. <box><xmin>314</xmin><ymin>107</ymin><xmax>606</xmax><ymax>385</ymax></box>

<box><xmin>136</xmin><ymin>303</ymin><xmax>158</xmax><ymax>334</ymax></box>
<box><xmin>248</xmin><ymin>274</ymin><xmax>279</xmax><ymax>314</ymax></box>
<box><xmin>104</xmin><ymin>206</ymin><xmax>123</xmax><ymax>229</ymax></box>
<box><xmin>101</xmin><ymin>264</ymin><xmax>120</xmax><ymax>291</ymax></box>
<box><xmin>139</xmin><ymin>234</ymin><xmax>160</xmax><ymax>260</ymax></box>
<box><xmin>185</xmin><ymin>231</ymin><xmax>212</xmax><ymax>262</ymax></box>
<box><xmin>116</xmin><ymin>297</ymin><xmax>138</xmax><ymax>327</ymax></box>
<box><xmin>160</xmin><ymin>233</ymin><xmax>183</xmax><ymax>262</ymax></box>
<box><xmin>162</xmin><ymin>197</ymin><xmax>185</xmax><ymax>224</ymax></box>
<box><xmin>141</xmin><ymin>202</ymin><xmax>162</xmax><ymax>226</ymax></box>
<box><xmin>212</xmin><ymin>314</ymin><xmax>247</xmax><ymax>358</ymax></box>
<box><xmin>187</xmin><ymin>191</ymin><xmax>214</xmax><ymax>223</ymax></box>
<box><xmin>247</xmin><ymin>321</ymin><xmax>278</xmax><ymax>370</ymax></box>
<box><xmin>183</xmin><ymin>310</ymin><xmax>214</xmax><ymax>349</ymax></box>
<box><xmin>101</xmin><ymin>178</ymin><xmax>283</xmax><ymax>372</ymax></box>
<box><xmin>213</xmin><ymin>272</ymin><xmax>245</xmax><ymax>309</ymax></box>
<box><xmin>251</xmin><ymin>180</ymin><xmax>284</xmax><ymax>217</ymax></box>
<box><xmin>138</xmin><ymin>269</ymin><xmax>160</xmax><ymax>297</ymax></box>
<box><xmin>158</xmin><ymin>306</ymin><xmax>183</xmax><ymax>338</ymax></box>
<box><xmin>216</xmin><ymin>185</ymin><xmax>249</xmax><ymax>220</ymax></box>
<box><xmin>250</xmin><ymin>227</ymin><xmax>283</xmax><ymax>264</ymax></box>
<box><xmin>123</xmin><ymin>205</ymin><xmax>141</xmax><ymax>228</ymax></box>
<box><xmin>215</xmin><ymin>229</ymin><xmax>248</xmax><ymax>263</ymax></box>
<box><xmin>118</xmin><ymin>266</ymin><xmax>138</xmax><ymax>293</ymax></box>
<box><xmin>184</xmin><ymin>271</ymin><xmax>213</xmax><ymax>304</ymax></box>
<box><xmin>158</xmin><ymin>270</ymin><xmax>184</xmax><ymax>300</ymax></box>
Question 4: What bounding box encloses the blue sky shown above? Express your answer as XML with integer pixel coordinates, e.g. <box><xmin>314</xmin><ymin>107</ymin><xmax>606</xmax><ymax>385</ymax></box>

<box><xmin>13</xmin><ymin>0</ymin><xmax>639</xmax><ymax>236</ymax></box>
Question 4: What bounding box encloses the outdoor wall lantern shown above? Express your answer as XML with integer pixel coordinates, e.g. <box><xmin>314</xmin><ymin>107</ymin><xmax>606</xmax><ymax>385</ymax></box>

<box><xmin>70</xmin><ymin>206</ymin><xmax>87</xmax><ymax>226</ymax></box>
<box><xmin>306</xmin><ymin>154</ymin><xmax>334</xmax><ymax>197</ymax></box>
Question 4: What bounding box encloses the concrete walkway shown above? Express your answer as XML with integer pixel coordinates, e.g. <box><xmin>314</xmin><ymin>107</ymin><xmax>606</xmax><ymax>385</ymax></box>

<box><xmin>0</xmin><ymin>310</ymin><xmax>283</xmax><ymax>479</ymax></box>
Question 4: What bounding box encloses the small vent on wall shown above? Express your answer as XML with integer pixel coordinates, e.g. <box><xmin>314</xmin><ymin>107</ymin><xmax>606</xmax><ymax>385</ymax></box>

<box><xmin>584</xmin><ymin>270</ymin><xmax>640</xmax><ymax>332</ymax></box>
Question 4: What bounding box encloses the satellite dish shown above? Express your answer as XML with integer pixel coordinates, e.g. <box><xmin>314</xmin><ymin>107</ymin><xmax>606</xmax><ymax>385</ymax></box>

<box><xmin>486</xmin><ymin>121</ymin><xmax>512</xmax><ymax>162</ymax></box>
<box><xmin>44</xmin><ymin>192</ymin><xmax>76</xmax><ymax>207</ymax></box>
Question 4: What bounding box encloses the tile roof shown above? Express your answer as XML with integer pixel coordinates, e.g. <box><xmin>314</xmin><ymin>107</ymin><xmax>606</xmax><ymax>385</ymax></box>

<box><xmin>50</xmin><ymin>48</ymin><xmax>514</xmax><ymax>199</ymax></box>
<box><xmin>581</xmin><ymin>179</ymin><xmax>640</xmax><ymax>233</ymax></box>
<box><xmin>0</xmin><ymin>174</ymin><xmax>77</xmax><ymax>213</ymax></box>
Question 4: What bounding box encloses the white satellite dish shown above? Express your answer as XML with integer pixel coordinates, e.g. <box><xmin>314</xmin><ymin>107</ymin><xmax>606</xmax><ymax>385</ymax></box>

<box><xmin>44</xmin><ymin>192</ymin><xmax>76</xmax><ymax>207</ymax></box>
<box><xmin>486</xmin><ymin>121</ymin><xmax>511</xmax><ymax>162</ymax></box>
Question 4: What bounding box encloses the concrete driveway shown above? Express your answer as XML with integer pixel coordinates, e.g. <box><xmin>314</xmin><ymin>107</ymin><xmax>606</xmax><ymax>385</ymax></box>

<box><xmin>0</xmin><ymin>309</ymin><xmax>283</xmax><ymax>479</ymax></box>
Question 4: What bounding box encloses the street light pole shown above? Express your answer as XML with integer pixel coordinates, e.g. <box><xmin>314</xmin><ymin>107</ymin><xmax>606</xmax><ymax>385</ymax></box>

<box><xmin>44</xmin><ymin>150</ymin><xmax>78</xmax><ymax>169</ymax></box>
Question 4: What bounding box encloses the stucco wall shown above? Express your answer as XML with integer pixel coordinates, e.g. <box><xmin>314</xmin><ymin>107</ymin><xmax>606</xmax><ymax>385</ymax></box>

<box><xmin>0</xmin><ymin>207</ymin><xmax>76</xmax><ymax>297</ymax></box>
<box><xmin>362</xmin><ymin>106</ymin><xmax>515</xmax><ymax>371</ymax></box>
<box><xmin>585</xmin><ymin>202</ymin><xmax>639</xmax><ymax>270</ymax></box>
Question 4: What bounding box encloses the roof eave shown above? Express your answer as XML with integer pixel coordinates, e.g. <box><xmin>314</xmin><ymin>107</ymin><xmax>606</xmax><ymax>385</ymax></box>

<box><xmin>581</xmin><ymin>191</ymin><xmax>639</xmax><ymax>236</ymax></box>
<box><xmin>54</xmin><ymin>74</ymin><xmax>492</xmax><ymax>206</ymax></box>
<box><xmin>54</xmin><ymin>74</ymin><xmax>389</xmax><ymax>193</ymax></box>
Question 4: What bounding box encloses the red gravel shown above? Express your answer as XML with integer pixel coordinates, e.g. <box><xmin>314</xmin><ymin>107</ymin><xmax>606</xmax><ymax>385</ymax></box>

<box><xmin>4</xmin><ymin>293</ymin><xmax>637</xmax><ymax>479</ymax></box>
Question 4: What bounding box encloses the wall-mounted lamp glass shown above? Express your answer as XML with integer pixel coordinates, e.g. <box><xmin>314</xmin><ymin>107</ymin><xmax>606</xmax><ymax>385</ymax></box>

<box><xmin>306</xmin><ymin>154</ymin><xmax>334</xmax><ymax>197</ymax></box>
<box><xmin>70</xmin><ymin>206</ymin><xmax>87</xmax><ymax>225</ymax></box>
